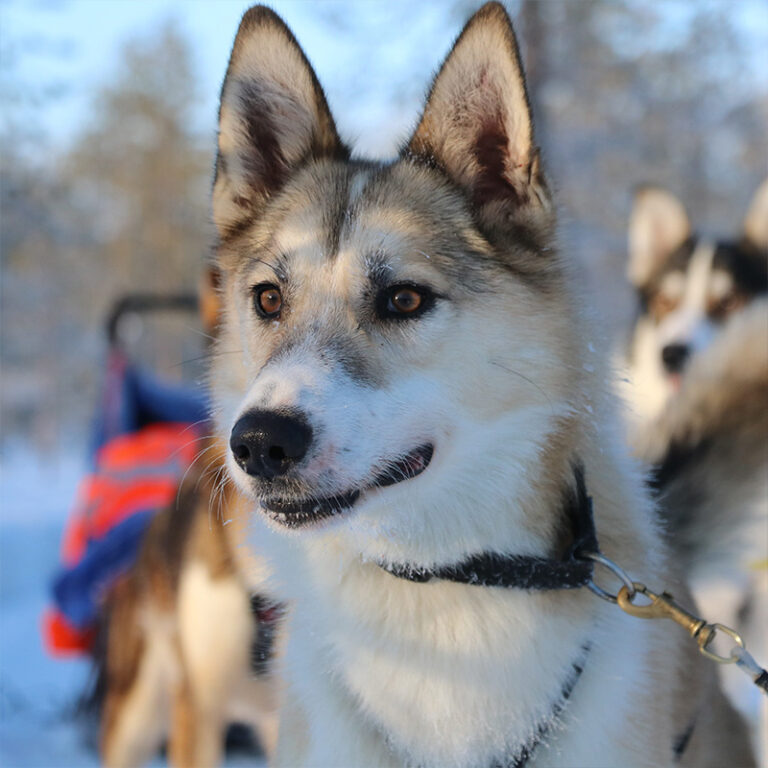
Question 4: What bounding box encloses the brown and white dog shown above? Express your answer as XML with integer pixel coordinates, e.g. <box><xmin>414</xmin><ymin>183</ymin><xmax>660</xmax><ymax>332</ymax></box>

<box><xmin>208</xmin><ymin>4</ymin><xmax>755</xmax><ymax>766</ymax></box>
<box><xmin>97</xmin><ymin>272</ymin><xmax>281</xmax><ymax>768</ymax></box>
<box><xmin>98</xmin><ymin>441</ymin><xmax>281</xmax><ymax>768</ymax></box>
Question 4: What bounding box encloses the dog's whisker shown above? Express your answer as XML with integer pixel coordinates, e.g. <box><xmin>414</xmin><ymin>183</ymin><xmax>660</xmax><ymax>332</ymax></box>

<box><xmin>490</xmin><ymin>361</ymin><xmax>555</xmax><ymax>412</ymax></box>
<box><xmin>170</xmin><ymin>432</ymin><xmax>217</xmax><ymax>460</ymax></box>
<box><xmin>175</xmin><ymin>443</ymin><xmax>221</xmax><ymax>508</ymax></box>
<box><xmin>213</xmin><ymin>468</ymin><xmax>232</xmax><ymax>524</ymax></box>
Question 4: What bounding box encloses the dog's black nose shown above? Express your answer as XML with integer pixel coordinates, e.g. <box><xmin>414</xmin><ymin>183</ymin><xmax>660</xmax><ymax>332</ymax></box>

<box><xmin>661</xmin><ymin>343</ymin><xmax>690</xmax><ymax>374</ymax></box>
<box><xmin>230</xmin><ymin>410</ymin><xmax>313</xmax><ymax>479</ymax></box>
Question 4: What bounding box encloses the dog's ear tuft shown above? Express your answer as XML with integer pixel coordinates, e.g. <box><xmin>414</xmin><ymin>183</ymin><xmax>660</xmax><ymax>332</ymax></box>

<box><xmin>742</xmin><ymin>179</ymin><xmax>768</xmax><ymax>252</ymax></box>
<box><xmin>404</xmin><ymin>2</ymin><xmax>548</xmax><ymax>216</ymax></box>
<box><xmin>213</xmin><ymin>6</ymin><xmax>347</xmax><ymax>236</ymax></box>
<box><xmin>628</xmin><ymin>186</ymin><xmax>690</xmax><ymax>288</ymax></box>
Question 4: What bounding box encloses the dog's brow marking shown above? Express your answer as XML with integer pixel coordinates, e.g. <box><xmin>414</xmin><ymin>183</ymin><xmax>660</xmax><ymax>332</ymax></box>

<box><xmin>348</xmin><ymin>169</ymin><xmax>371</xmax><ymax>207</ymax></box>
<box><xmin>709</xmin><ymin>269</ymin><xmax>734</xmax><ymax>301</ymax></box>
<box><xmin>324</xmin><ymin>168</ymin><xmax>357</xmax><ymax>260</ymax></box>
<box><xmin>247</xmin><ymin>256</ymin><xmax>287</xmax><ymax>282</ymax></box>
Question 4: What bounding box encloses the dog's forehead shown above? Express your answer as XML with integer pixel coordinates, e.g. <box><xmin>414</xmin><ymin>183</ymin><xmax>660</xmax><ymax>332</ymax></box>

<box><xmin>248</xmin><ymin>160</ymin><xmax>492</xmax><ymax>283</ymax></box>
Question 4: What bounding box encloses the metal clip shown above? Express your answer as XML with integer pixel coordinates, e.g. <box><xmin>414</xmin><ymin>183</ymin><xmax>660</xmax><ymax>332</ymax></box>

<box><xmin>616</xmin><ymin>583</ymin><xmax>714</xmax><ymax>646</ymax></box>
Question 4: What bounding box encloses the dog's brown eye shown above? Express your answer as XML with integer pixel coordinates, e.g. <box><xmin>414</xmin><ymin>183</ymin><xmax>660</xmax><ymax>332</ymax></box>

<box><xmin>254</xmin><ymin>284</ymin><xmax>282</xmax><ymax>318</ymax></box>
<box><xmin>389</xmin><ymin>288</ymin><xmax>423</xmax><ymax>315</ymax></box>
<box><xmin>377</xmin><ymin>283</ymin><xmax>436</xmax><ymax>321</ymax></box>
<box><xmin>708</xmin><ymin>293</ymin><xmax>742</xmax><ymax>321</ymax></box>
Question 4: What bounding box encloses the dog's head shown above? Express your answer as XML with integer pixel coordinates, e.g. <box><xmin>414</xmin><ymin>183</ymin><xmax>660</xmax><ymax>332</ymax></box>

<box><xmin>210</xmin><ymin>4</ymin><xmax>584</xmax><ymax>561</ymax></box>
<box><xmin>627</xmin><ymin>182</ymin><xmax>768</xmax><ymax>410</ymax></box>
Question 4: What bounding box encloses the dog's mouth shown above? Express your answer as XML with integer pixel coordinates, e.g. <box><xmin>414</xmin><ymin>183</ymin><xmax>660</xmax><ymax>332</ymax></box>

<box><xmin>259</xmin><ymin>444</ymin><xmax>434</xmax><ymax>529</ymax></box>
<box><xmin>668</xmin><ymin>372</ymin><xmax>682</xmax><ymax>391</ymax></box>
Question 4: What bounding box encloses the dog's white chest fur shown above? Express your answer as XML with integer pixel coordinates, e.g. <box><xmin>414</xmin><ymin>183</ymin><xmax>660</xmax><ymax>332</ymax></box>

<box><xmin>258</xmin><ymin>533</ymin><xmax>653</xmax><ymax>768</ymax></box>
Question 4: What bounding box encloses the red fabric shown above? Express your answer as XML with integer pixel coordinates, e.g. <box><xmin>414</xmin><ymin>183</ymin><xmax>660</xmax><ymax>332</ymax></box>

<box><xmin>48</xmin><ymin>422</ymin><xmax>204</xmax><ymax>654</ymax></box>
<box><xmin>43</xmin><ymin>609</ymin><xmax>96</xmax><ymax>656</ymax></box>
<box><xmin>60</xmin><ymin>423</ymin><xmax>201</xmax><ymax>565</ymax></box>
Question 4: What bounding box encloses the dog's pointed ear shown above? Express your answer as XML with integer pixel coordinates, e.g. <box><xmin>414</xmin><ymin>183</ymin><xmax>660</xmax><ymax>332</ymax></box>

<box><xmin>404</xmin><ymin>2</ymin><xmax>549</xmax><ymax>219</ymax></box>
<box><xmin>742</xmin><ymin>179</ymin><xmax>768</xmax><ymax>252</ymax></box>
<box><xmin>213</xmin><ymin>6</ymin><xmax>347</xmax><ymax>236</ymax></box>
<box><xmin>628</xmin><ymin>186</ymin><xmax>690</xmax><ymax>288</ymax></box>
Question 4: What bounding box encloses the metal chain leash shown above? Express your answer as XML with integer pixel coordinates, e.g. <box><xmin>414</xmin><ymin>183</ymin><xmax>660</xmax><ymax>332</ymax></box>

<box><xmin>579</xmin><ymin>551</ymin><xmax>768</xmax><ymax>696</ymax></box>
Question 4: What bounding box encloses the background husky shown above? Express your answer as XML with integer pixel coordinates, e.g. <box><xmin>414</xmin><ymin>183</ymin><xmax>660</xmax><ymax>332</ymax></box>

<box><xmin>623</xmin><ymin>181</ymin><xmax>768</xmax><ymax>756</ymax></box>
<box><xmin>624</xmin><ymin>180</ymin><xmax>768</xmax><ymax>424</ymax></box>
<box><xmin>209</xmin><ymin>4</ymin><xmax>754</xmax><ymax>767</ymax></box>
<box><xmin>634</xmin><ymin>299</ymin><xmax>768</xmax><ymax>760</ymax></box>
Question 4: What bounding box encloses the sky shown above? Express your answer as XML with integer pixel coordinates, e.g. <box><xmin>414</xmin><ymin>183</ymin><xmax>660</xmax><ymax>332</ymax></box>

<box><xmin>3</xmin><ymin>0</ymin><xmax>766</xmax><ymax>160</ymax></box>
<box><xmin>1</xmin><ymin>0</ymin><xmax>465</xmax><ymax>157</ymax></box>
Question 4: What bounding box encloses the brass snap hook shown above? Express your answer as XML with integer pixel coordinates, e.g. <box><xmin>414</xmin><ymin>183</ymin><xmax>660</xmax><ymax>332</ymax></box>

<box><xmin>616</xmin><ymin>584</ymin><xmax>709</xmax><ymax>641</ymax></box>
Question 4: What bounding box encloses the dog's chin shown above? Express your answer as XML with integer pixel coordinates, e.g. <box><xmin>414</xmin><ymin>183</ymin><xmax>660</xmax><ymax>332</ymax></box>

<box><xmin>257</xmin><ymin>444</ymin><xmax>434</xmax><ymax>530</ymax></box>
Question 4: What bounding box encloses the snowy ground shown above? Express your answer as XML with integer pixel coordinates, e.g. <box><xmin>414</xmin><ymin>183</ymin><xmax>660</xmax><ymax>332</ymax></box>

<box><xmin>0</xmin><ymin>447</ymin><xmax>101</xmax><ymax>767</ymax></box>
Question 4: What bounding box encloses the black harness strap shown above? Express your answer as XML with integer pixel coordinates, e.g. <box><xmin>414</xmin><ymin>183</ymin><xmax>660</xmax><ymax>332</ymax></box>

<box><xmin>499</xmin><ymin>645</ymin><xmax>591</xmax><ymax>768</ymax></box>
<box><xmin>672</xmin><ymin>716</ymin><xmax>697</xmax><ymax>762</ymax></box>
<box><xmin>379</xmin><ymin>463</ymin><xmax>598</xmax><ymax>591</ymax></box>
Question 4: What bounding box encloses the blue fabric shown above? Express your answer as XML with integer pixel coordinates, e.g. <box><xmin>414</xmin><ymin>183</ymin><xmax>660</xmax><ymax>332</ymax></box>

<box><xmin>51</xmin><ymin>509</ymin><xmax>155</xmax><ymax>629</ymax></box>
<box><xmin>128</xmin><ymin>366</ymin><xmax>209</xmax><ymax>428</ymax></box>
<box><xmin>91</xmin><ymin>357</ymin><xmax>209</xmax><ymax>455</ymax></box>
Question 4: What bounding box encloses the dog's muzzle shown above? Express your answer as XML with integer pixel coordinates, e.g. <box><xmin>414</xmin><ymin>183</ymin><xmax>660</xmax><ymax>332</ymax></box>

<box><xmin>251</xmin><ymin>443</ymin><xmax>434</xmax><ymax>529</ymax></box>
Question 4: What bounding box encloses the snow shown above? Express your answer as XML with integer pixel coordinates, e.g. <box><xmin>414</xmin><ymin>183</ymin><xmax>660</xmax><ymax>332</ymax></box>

<box><xmin>0</xmin><ymin>447</ymin><xmax>99</xmax><ymax>767</ymax></box>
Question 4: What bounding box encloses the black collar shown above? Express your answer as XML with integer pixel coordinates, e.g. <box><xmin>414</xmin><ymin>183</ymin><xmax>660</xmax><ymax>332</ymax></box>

<box><xmin>379</xmin><ymin>463</ymin><xmax>598</xmax><ymax>591</ymax></box>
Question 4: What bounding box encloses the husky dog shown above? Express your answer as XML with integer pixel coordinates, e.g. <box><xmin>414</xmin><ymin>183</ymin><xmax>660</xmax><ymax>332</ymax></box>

<box><xmin>635</xmin><ymin>300</ymin><xmax>768</xmax><ymax>759</ymax></box>
<box><xmin>210</xmin><ymin>4</ymin><xmax>754</xmax><ymax>766</ymax></box>
<box><xmin>625</xmin><ymin>181</ymin><xmax>768</xmax><ymax>424</ymax></box>
<box><xmin>624</xmin><ymin>184</ymin><xmax>768</xmax><ymax>752</ymax></box>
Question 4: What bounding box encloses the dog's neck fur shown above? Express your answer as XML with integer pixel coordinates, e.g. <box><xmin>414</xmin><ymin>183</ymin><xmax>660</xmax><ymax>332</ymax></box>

<box><xmin>252</xmin><ymin>418</ymin><xmax>664</xmax><ymax>767</ymax></box>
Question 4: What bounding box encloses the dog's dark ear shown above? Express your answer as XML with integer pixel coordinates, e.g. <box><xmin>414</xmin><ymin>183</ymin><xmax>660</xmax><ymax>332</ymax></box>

<box><xmin>742</xmin><ymin>179</ymin><xmax>768</xmax><ymax>252</ymax></box>
<box><xmin>213</xmin><ymin>6</ymin><xmax>347</xmax><ymax>236</ymax></box>
<box><xmin>404</xmin><ymin>2</ymin><xmax>548</xmax><ymax>219</ymax></box>
<box><xmin>628</xmin><ymin>186</ymin><xmax>690</xmax><ymax>288</ymax></box>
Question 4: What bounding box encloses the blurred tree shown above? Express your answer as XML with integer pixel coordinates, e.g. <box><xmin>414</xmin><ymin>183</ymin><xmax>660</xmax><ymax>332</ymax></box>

<box><xmin>1</xmin><ymin>2</ymin><xmax>766</xmax><ymax>451</ymax></box>
<box><xmin>63</xmin><ymin>21</ymin><xmax>211</xmax><ymax>305</ymax></box>
<box><xmin>1</xmin><ymin>22</ymin><xmax>211</xmax><ymax>450</ymax></box>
